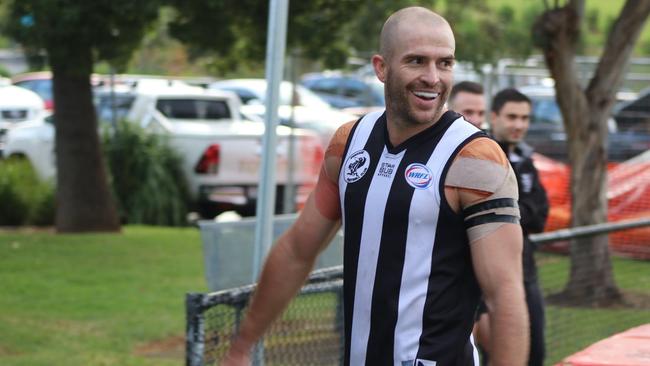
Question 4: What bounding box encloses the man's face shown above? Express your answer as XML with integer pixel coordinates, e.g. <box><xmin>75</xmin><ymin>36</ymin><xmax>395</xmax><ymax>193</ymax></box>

<box><xmin>490</xmin><ymin>101</ymin><xmax>531</xmax><ymax>145</ymax></box>
<box><xmin>450</xmin><ymin>91</ymin><xmax>485</xmax><ymax>128</ymax></box>
<box><xmin>373</xmin><ymin>21</ymin><xmax>455</xmax><ymax>127</ymax></box>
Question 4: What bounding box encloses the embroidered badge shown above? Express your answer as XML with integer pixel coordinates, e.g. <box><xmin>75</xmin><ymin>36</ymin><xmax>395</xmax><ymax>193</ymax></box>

<box><xmin>344</xmin><ymin>150</ymin><xmax>371</xmax><ymax>183</ymax></box>
<box><xmin>404</xmin><ymin>163</ymin><xmax>433</xmax><ymax>189</ymax></box>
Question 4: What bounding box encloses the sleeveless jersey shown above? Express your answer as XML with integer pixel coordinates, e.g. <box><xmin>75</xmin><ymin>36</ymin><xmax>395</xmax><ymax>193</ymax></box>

<box><xmin>338</xmin><ymin>110</ymin><xmax>483</xmax><ymax>366</ymax></box>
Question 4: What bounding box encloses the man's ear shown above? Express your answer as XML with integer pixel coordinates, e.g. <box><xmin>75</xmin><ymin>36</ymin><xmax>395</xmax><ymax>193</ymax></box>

<box><xmin>371</xmin><ymin>54</ymin><xmax>386</xmax><ymax>82</ymax></box>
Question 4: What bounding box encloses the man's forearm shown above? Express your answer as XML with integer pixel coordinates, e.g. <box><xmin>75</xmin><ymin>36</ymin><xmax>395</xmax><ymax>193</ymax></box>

<box><xmin>488</xmin><ymin>281</ymin><xmax>530</xmax><ymax>365</ymax></box>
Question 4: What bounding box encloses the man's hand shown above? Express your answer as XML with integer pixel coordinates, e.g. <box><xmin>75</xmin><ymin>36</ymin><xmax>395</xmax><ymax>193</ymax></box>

<box><xmin>222</xmin><ymin>350</ymin><xmax>250</xmax><ymax>366</ymax></box>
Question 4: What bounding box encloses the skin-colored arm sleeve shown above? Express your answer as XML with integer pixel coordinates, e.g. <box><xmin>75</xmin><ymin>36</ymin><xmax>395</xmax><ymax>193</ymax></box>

<box><xmin>222</xmin><ymin>121</ymin><xmax>355</xmax><ymax>366</ymax></box>
<box><xmin>445</xmin><ymin>137</ymin><xmax>529</xmax><ymax>366</ymax></box>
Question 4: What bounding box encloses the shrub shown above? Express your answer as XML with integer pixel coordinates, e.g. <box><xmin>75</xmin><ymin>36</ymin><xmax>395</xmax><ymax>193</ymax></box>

<box><xmin>103</xmin><ymin>121</ymin><xmax>190</xmax><ymax>226</ymax></box>
<box><xmin>0</xmin><ymin>158</ymin><xmax>55</xmax><ymax>226</ymax></box>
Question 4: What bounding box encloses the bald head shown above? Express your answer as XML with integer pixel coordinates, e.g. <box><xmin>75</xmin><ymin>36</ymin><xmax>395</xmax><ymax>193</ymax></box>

<box><xmin>379</xmin><ymin>7</ymin><xmax>454</xmax><ymax>61</ymax></box>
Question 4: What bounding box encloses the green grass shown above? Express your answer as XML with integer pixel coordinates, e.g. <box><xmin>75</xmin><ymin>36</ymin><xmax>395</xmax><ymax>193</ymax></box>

<box><xmin>538</xmin><ymin>252</ymin><xmax>650</xmax><ymax>365</ymax></box>
<box><xmin>0</xmin><ymin>226</ymin><xmax>207</xmax><ymax>366</ymax></box>
<box><xmin>0</xmin><ymin>227</ymin><xmax>648</xmax><ymax>366</ymax></box>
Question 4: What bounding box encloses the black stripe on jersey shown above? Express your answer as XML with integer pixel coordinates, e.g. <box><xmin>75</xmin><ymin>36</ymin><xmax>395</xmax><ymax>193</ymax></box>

<box><xmin>364</xmin><ymin>112</ymin><xmax>460</xmax><ymax>366</ymax></box>
<box><xmin>417</xmin><ymin>131</ymin><xmax>485</xmax><ymax>364</ymax></box>
<box><xmin>343</xmin><ymin>113</ymin><xmax>388</xmax><ymax>366</ymax></box>
<box><xmin>462</xmin><ymin>198</ymin><xmax>519</xmax><ymax>217</ymax></box>
<box><xmin>465</xmin><ymin>213</ymin><xmax>519</xmax><ymax>228</ymax></box>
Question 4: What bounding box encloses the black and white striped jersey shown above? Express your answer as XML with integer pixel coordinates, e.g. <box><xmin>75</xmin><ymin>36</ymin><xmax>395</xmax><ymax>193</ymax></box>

<box><xmin>338</xmin><ymin>110</ymin><xmax>483</xmax><ymax>366</ymax></box>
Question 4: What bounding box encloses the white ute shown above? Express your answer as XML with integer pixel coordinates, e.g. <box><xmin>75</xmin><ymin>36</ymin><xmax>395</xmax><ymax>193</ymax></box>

<box><xmin>4</xmin><ymin>80</ymin><xmax>323</xmax><ymax>217</ymax></box>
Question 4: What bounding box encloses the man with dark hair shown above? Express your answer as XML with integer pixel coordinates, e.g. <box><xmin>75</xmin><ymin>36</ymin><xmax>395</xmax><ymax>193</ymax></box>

<box><xmin>449</xmin><ymin>81</ymin><xmax>486</xmax><ymax>128</ymax></box>
<box><xmin>223</xmin><ymin>8</ymin><xmax>529</xmax><ymax>366</ymax></box>
<box><xmin>475</xmin><ymin>87</ymin><xmax>549</xmax><ymax>366</ymax></box>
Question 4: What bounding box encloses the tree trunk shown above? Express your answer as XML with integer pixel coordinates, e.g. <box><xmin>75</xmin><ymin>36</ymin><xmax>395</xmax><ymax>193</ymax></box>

<box><xmin>50</xmin><ymin>44</ymin><xmax>120</xmax><ymax>232</ymax></box>
<box><xmin>533</xmin><ymin>0</ymin><xmax>650</xmax><ymax>305</ymax></box>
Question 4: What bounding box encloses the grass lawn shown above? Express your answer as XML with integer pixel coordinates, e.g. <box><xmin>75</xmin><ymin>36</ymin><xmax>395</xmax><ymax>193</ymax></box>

<box><xmin>1</xmin><ymin>226</ymin><xmax>648</xmax><ymax>366</ymax></box>
<box><xmin>0</xmin><ymin>226</ymin><xmax>207</xmax><ymax>366</ymax></box>
<box><xmin>538</xmin><ymin>252</ymin><xmax>650</xmax><ymax>365</ymax></box>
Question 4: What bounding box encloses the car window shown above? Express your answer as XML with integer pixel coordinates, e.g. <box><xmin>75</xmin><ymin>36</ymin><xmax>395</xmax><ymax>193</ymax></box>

<box><xmin>531</xmin><ymin>98</ymin><xmax>562</xmax><ymax>125</ymax></box>
<box><xmin>156</xmin><ymin>98</ymin><xmax>231</xmax><ymax>120</ymax></box>
<box><xmin>219</xmin><ymin>87</ymin><xmax>259</xmax><ymax>104</ymax></box>
<box><xmin>95</xmin><ymin>94</ymin><xmax>136</xmax><ymax>123</ymax></box>
<box><xmin>307</xmin><ymin>78</ymin><xmax>341</xmax><ymax>95</ymax></box>
<box><xmin>14</xmin><ymin>79</ymin><xmax>53</xmax><ymax>101</ymax></box>
<box><xmin>340</xmin><ymin>79</ymin><xmax>368</xmax><ymax>98</ymax></box>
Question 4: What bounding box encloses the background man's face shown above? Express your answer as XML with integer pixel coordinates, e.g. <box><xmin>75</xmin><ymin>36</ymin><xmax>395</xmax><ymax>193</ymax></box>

<box><xmin>490</xmin><ymin>101</ymin><xmax>531</xmax><ymax>145</ymax></box>
<box><xmin>450</xmin><ymin>91</ymin><xmax>485</xmax><ymax>127</ymax></box>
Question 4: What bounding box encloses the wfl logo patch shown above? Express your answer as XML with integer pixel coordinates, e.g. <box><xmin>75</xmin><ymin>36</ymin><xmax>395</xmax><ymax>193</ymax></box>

<box><xmin>404</xmin><ymin>163</ymin><xmax>433</xmax><ymax>189</ymax></box>
<box><xmin>344</xmin><ymin>150</ymin><xmax>370</xmax><ymax>183</ymax></box>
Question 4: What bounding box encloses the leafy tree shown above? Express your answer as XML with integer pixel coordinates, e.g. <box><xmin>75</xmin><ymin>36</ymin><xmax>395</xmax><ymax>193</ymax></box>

<box><xmin>168</xmin><ymin>1</ymin><xmax>537</xmax><ymax>74</ymax></box>
<box><xmin>168</xmin><ymin>0</ymin><xmax>365</xmax><ymax>73</ymax></box>
<box><xmin>4</xmin><ymin>1</ymin><xmax>161</xmax><ymax>232</ymax></box>
<box><xmin>532</xmin><ymin>0</ymin><xmax>650</xmax><ymax>305</ymax></box>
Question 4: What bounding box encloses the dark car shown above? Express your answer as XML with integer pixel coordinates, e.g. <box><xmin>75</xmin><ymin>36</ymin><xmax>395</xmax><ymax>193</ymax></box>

<box><xmin>614</xmin><ymin>87</ymin><xmax>650</xmax><ymax>134</ymax></box>
<box><xmin>519</xmin><ymin>85</ymin><xmax>650</xmax><ymax>162</ymax></box>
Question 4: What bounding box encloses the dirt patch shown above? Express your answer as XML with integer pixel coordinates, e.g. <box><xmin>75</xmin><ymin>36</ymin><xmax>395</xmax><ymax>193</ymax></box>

<box><xmin>133</xmin><ymin>335</ymin><xmax>185</xmax><ymax>360</ymax></box>
<box><xmin>0</xmin><ymin>226</ymin><xmax>55</xmax><ymax>234</ymax></box>
<box><xmin>547</xmin><ymin>289</ymin><xmax>650</xmax><ymax>309</ymax></box>
<box><xmin>0</xmin><ymin>345</ymin><xmax>21</xmax><ymax>356</ymax></box>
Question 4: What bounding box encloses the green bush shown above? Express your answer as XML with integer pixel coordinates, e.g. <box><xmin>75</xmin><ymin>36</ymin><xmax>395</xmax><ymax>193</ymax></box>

<box><xmin>103</xmin><ymin>121</ymin><xmax>190</xmax><ymax>226</ymax></box>
<box><xmin>0</xmin><ymin>158</ymin><xmax>55</xmax><ymax>226</ymax></box>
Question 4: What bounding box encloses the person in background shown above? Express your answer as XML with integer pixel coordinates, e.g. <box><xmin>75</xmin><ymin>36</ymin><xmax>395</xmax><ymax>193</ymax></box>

<box><xmin>475</xmin><ymin>88</ymin><xmax>549</xmax><ymax>366</ymax></box>
<box><xmin>448</xmin><ymin>81</ymin><xmax>486</xmax><ymax>128</ymax></box>
<box><xmin>223</xmin><ymin>7</ymin><xmax>529</xmax><ymax>366</ymax></box>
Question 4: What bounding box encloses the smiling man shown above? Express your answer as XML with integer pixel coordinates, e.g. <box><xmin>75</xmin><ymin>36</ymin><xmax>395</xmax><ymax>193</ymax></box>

<box><xmin>223</xmin><ymin>7</ymin><xmax>528</xmax><ymax>366</ymax></box>
<box><xmin>474</xmin><ymin>88</ymin><xmax>549</xmax><ymax>366</ymax></box>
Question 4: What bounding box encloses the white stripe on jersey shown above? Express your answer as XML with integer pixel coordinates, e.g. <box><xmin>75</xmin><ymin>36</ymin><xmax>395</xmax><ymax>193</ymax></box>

<box><xmin>393</xmin><ymin>117</ymin><xmax>480</xmax><ymax>363</ymax></box>
<box><xmin>350</xmin><ymin>146</ymin><xmax>405</xmax><ymax>366</ymax></box>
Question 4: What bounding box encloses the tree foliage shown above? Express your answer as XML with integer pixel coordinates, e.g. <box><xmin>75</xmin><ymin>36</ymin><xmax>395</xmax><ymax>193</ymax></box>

<box><xmin>3</xmin><ymin>0</ymin><xmax>163</xmax><ymax>232</ymax></box>
<box><xmin>167</xmin><ymin>0</ymin><xmax>537</xmax><ymax>74</ymax></box>
<box><xmin>168</xmin><ymin>0</ymin><xmax>364</xmax><ymax>73</ymax></box>
<box><xmin>5</xmin><ymin>0</ymin><xmax>160</xmax><ymax>72</ymax></box>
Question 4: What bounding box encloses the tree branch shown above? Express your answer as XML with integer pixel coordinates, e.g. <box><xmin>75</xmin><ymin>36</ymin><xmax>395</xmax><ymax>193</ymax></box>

<box><xmin>586</xmin><ymin>0</ymin><xmax>650</xmax><ymax>106</ymax></box>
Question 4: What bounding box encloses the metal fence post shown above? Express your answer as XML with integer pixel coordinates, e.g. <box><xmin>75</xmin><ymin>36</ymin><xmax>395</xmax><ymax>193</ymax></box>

<box><xmin>186</xmin><ymin>293</ymin><xmax>206</xmax><ymax>366</ymax></box>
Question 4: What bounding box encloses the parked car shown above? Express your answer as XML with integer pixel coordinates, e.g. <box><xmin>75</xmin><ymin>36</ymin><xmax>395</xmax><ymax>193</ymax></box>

<box><xmin>4</xmin><ymin>80</ymin><xmax>324</xmax><ymax>217</ymax></box>
<box><xmin>11</xmin><ymin>71</ymin><xmax>55</xmax><ymax>111</ymax></box>
<box><xmin>0</xmin><ymin>84</ymin><xmax>46</xmax><ymax>157</ymax></box>
<box><xmin>614</xmin><ymin>87</ymin><xmax>650</xmax><ymax>134</ymax></box>
<box><xmin>301</xmin><ymin>73</ymin><xmax>385</xmax><ymax>110</ymax></box>
<box><xmin>519</xmin><ymin>85</ymin><xmax>650</xmax><ymax>161</ymax></box>
<box><xmin>209</xmin><ymin>78</ymin><xmax>357</xmax><ymax>147</ymax></box>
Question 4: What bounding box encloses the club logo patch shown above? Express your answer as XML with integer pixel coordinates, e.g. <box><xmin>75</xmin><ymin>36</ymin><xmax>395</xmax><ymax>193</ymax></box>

<box><xmin>405</xmin><ymin>163</ymin><xmax>433</xmax><ymax>189</ymax></box>
<box><xmin>344</xmin><ymin>150</ymin><xmax>370</xmax><ymax>183</ymax></box>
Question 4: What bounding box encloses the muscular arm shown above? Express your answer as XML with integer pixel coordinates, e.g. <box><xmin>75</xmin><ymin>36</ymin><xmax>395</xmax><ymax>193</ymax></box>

<box><xmin>223</xmin><ymin>121</ymin><xmax>354</xmax><ymax>365</ymax></box>
<box><xmin>445</xmin><ymin>137</ymin><xmax>529</xmax><ymax>365</ymax></box>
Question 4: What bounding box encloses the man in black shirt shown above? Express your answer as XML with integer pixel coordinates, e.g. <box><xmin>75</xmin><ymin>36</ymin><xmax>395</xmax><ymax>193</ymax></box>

<box><xmin>475</xmin><ymin>88</ymin><xmax>549</xmax><ymax>366</ymax></box>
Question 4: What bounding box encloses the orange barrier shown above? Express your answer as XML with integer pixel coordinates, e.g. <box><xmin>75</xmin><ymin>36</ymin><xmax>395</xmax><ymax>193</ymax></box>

<box><xmin>534</xmin><ymin>153</ymin><xmax>650</xmax><ymax>259</ymax></box>
<box><xmin>557</xmin><ymin>324</ymin><xmax>650</xmax><ymax>366</ymax></box>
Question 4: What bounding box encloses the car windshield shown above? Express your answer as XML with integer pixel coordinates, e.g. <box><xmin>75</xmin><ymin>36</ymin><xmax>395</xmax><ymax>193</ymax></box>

<box><xmin>156</xmin><ymin>98</ymin><xmax>231</xmax><ymax>120</ymax></box>
<box><xmin>530</xmin><ymin>97</ymin><xmax>562</xmax><ymax>125</ymax></box>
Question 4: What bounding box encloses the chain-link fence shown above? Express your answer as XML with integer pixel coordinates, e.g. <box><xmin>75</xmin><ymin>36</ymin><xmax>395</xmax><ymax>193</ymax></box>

<box><xmin>187</xmin><ymin>219</ymin><xmax>650</xmax><ymax>366</ymax></box>
<box><xmin>186</xmin><ymin>266</ymin><xmax>344</xmax><ymax>366</ymax></box>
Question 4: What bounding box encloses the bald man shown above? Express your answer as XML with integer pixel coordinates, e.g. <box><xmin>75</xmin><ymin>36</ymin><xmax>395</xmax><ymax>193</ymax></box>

<box><xmin>223</xmin><ymin>7</ymin><xmax>528</xmax><ymax>366</ymax></box>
